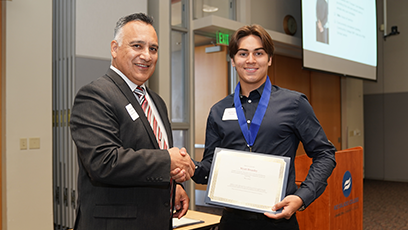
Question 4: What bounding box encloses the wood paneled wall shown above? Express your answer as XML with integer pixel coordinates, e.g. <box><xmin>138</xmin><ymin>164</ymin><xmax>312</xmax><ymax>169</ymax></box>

<box><xmin>269</xmin><ymin>54</ymin><xmax>341</xmax><ymax>154</ymax></box>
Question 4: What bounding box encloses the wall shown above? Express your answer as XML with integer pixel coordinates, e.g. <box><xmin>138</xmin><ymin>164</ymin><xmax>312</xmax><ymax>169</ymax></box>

<box><xmin>76</xmin><ymin>0</ymin><xmax>147</xmax><ymax>60</ymax></box>
<box><xmin>75</xmin><ymin>0</ymin><xmax>147</xmax><ymax>91</ymax></box>
<box><xmin>2</xmin><ymin>0</ymin><xmax>53</xmax><ymax>229</ymax></box>
<box><xmin>363</xmin><ymin>0</ymin><xmax>408</xmax><ymax>181</ymax></box>
<box><xmin>342</xmin><ymin>78</ymin><xmax>364</xmax><ymax>151</ymax></box>
<box><xmin>250</xmin><ymin>0</ymin><xmax>301</xmax><ymax>38</ymax></box>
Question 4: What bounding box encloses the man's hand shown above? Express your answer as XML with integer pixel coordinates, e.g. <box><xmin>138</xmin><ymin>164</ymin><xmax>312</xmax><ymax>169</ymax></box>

<box><xmin>173</xmin><ymin>184</ymin><xmax>190</xmax><ymax>219</ymax></box>
<box><xmin>263</xmin><ymin>195</ymin><xmax>304</xmax><ymax>220</ymax></box>
<box><xmin>169</xmin><ymin>147</ymin><xmax>195</xmax><ymax>182</ymax></box>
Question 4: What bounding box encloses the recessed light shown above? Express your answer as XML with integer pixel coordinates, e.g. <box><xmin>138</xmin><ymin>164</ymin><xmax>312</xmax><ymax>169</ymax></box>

<box><xmin>203</xmin><ymin>4</ymin><xmax>218</xmax><ymax>13</ymax></box>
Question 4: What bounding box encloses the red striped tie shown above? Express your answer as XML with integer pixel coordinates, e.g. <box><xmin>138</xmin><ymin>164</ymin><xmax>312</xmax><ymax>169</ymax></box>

<box><xmin>135</xmin><ymin>86</ymin><xmax>167</xmax><ymax>149</ymax></box>
<box><xmin>135</xmin><ymin>86</ymin><xmax>173</xmax><ymax>213</ymax></box>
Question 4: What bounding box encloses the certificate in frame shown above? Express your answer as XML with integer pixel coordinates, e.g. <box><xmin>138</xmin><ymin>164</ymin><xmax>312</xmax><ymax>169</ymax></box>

<box><xmin>205</xmin><ymin>148</ymin><xmax>290</xmax><ymax>214</ymax></box>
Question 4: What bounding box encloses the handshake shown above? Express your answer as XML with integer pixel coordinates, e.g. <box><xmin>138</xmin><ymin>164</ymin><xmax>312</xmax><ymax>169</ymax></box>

<box><xmin>168</xmin><ymin>147</ymin><xmax>195</xmax><ymax>183</ymax></box>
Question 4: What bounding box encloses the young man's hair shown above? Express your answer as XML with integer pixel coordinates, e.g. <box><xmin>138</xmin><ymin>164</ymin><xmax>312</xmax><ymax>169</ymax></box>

<box><xmin>228</xmin><ymin>24</ymin><xmax>275</xmax><ymax>59</ymax></box>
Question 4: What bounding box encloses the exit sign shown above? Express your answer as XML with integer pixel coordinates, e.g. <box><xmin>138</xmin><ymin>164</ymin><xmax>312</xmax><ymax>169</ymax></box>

<box><xmin>216</xmin><ymin>32</ymin><xmax>229</xmax><ymax>46</ymax></box>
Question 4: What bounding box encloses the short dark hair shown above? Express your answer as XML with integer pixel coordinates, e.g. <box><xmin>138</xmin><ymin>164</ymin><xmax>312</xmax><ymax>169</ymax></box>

<box><xmin>228</xmin><ymin>24</ymin><xmax>275</xmax><ymax>59</ymax></box>
<box><xmin>113</xmin><ymin>13</ymin><xmax>154</xmax><ymax>42</ymax></box>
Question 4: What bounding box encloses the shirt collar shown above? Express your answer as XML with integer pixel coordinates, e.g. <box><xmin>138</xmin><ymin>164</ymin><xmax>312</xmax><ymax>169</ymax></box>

<box><xmin>110</xmin><ymin>65</ymin><xmax>145</xmax><ymax>91</ymax></box>
<box><xmin>239</xmin><ymin>81</ymin><xmax>266</xmax><ymax>99</ymax></box>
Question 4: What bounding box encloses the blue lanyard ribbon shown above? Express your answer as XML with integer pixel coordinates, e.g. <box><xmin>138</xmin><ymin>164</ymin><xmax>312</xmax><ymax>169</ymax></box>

<box><xmin>234</xmin><ymin>76</ymin><xmax>271</xmax><ymax>150</ymax></box>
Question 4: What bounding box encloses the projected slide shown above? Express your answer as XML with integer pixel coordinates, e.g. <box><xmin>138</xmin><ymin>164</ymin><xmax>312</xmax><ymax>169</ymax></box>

<box><xmin>302</xmin><ymin>0</ymin><xmax>377</xmax><ymax>80</ymax></box>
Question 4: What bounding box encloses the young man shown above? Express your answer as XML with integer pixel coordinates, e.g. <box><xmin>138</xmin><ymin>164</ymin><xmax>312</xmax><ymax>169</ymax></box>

<box><xmin>192</xmin><ymin>24</ymin><xmax>336</xmax><ymax>229</ymax></box>
<box><xmin>70</xmin><ymin>13</ymin><xmax>195</xmax><ymax>229</ymax></box>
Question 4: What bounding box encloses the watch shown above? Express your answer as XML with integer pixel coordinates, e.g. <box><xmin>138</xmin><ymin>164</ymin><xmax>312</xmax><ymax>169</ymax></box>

<box><xmin>283</xmin><ymin>15</ymin><xmax>297</xmax><ymax>36</ymax></box>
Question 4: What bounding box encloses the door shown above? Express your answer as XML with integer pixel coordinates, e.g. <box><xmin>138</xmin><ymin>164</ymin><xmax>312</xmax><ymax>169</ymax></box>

<box><xmin>194</xmin><ymin>43</ymin><xmax>228</xmax><ymax>201</ymax></box>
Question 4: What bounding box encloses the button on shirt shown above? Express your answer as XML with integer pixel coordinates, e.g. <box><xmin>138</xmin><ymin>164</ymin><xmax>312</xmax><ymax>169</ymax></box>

<box><xmin>192</xmin><ymin>82</ymin><xmax>336</xmax><ymax>208</ymax></box>
<box><xmin>239</xmin><ymin>86</ymin><xmax>263</xmax><ymax>128</ymax></box>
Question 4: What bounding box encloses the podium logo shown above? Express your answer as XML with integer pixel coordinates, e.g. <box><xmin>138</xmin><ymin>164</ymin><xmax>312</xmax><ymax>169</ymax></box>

<box><xmin>342</xmin><ymin>171</ymin><xmax>352</xmax><ymax>197</ymax></box>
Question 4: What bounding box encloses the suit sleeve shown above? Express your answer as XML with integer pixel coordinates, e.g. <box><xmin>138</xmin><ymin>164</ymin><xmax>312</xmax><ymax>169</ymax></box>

<box><xmin>70</xmin><ymin>81</ymin><xmax>171</xmax><ymax>187</ymax></box>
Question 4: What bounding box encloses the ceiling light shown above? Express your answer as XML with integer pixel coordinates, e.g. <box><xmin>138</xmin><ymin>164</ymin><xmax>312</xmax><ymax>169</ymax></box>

<box><xmin>203</xmin><ymin>4</ymin><xmax>218</xmax><ymax>13</ymax></box>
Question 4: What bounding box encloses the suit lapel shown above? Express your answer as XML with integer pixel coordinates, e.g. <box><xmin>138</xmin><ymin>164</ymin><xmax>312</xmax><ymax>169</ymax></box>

<box><xmin>105</xmin><ymin>69</ymin><xmax>160</xmax><ymax>149</ymax></box>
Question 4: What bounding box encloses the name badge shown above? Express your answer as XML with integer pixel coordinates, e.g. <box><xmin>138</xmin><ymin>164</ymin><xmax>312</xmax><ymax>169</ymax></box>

<box><xmin>222</xmin><ymin>108</ymin><xmax>238</xmax><ymax>121</ymax></box>
<box><xmin>126</xmin><ymin>103</ymin><xmax>139</xmax><ymax>121</ymax></box>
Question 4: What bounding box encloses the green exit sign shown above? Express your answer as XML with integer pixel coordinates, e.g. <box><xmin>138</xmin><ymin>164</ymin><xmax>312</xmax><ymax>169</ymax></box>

<box><xmin>216</xmin><ymin>32</ymin><xmax>229</xmax><ymax>46</ymax></box>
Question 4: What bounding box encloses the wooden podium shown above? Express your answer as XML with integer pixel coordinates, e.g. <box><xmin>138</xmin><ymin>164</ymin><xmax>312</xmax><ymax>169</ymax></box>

<box><xmin>295</xmin><ymin>147</ymin><xmax>363</xmax><ymax>230</ymax></box>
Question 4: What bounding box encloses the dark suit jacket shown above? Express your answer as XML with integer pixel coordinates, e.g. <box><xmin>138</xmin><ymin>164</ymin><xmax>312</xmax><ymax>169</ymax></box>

<box><xmin>70</xmin><ymin>69</ymin><xmax>175</xmax><ymax>229</ymax></box>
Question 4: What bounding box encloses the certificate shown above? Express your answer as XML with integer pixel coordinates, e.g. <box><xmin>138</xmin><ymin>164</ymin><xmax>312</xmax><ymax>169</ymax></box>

<box><xmin>205</xmin><ymin>148</ymin><xmax>290</xmax><ymax>214</ymax></box>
